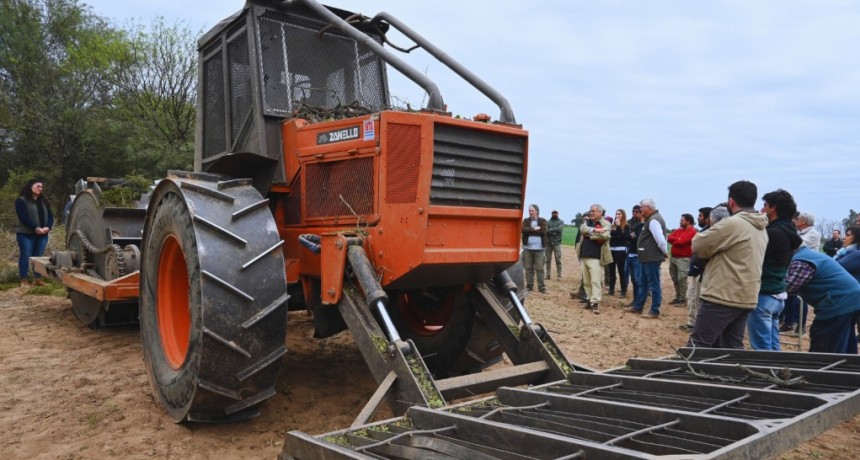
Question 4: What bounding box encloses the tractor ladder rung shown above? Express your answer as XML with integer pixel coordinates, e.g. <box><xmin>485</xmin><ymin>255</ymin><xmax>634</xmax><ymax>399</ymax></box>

<box><xmin>436</xmin><ymin>361</ymin><xmax>549</xmax><ymax>400</ymax></box>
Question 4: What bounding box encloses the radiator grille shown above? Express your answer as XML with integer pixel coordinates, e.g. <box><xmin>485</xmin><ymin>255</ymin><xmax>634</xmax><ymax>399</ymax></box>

<box><xmin>431</xmin><ymin>124</ymin><xmax>525</xmax><ymax>209</ymax></box>
<box><xmin>386</xmin><ymin>123</ymin><xmax>421</xmax><ymax>204</ymax></box>
<box><xmin>305</xmin><ymin>157</ymin><xmax>374</xmax><ymax>218</ymax></box>
<box><xmin>283</xmin><ymin>173</ymin><xmax>302</xmax><ymax>225</ymax></box>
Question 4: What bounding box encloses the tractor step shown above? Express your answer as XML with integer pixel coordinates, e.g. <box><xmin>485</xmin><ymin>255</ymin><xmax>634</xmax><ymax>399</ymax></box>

<box><xmin>281</xmin><ymin>349</ymin><xmax>860</xmax><ymax>459</ymax></box>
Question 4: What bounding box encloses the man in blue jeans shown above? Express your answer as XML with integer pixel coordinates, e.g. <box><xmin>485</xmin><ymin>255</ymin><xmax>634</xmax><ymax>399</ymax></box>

<box><xmin>625</xmin><ymin>205</ymin><xmax>644</xmax><ymax>306</ymax></box>
<box><xmin>628</xmin><ymin>199</ymin><xmax>667</xmax><ymax>319</ymax></box>
<box><xmin>747</xmin><ymin>189</ymin><xmax>802</xmax><ymax>350</ymax></box>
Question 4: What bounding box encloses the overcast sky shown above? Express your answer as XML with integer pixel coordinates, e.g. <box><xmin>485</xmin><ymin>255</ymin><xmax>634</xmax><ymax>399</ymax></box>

<box><xmin>84</xmin><ymin>0</ymin><xmax>860</xmax><ymax>229</ymax></box>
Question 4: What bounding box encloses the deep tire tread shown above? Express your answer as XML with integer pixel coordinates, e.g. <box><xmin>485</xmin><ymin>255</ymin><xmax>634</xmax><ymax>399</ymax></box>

<box><xmin>203</xmin><ymin>327</ymin><xmax>252</xmax><ymax>358</ymax></box>
<box><xmin>243</xmin><ymin>293</ymin><xmax>290</xmax><ymax>329</ymax></box>
<box><xmin>193</xmin><ymin>215</ymin><xmax>248</xmax><ymax>245</ymax></box>
<box><xmin>217</xmin><ymin>178</ymin><xmax>253</xmax><ymax>190</ymax></box>
<box><xmin>225</xmin><ymin>387</ymin><xmax>276</xmax><ymax>415</ymax></box>
<box><xmin>240</xmin><ymin>240</ymin><xmax>284</xmax><ymax>271</ymax></box>
<box><xmin>180</xmin><ymin>180</ymin><xmax>235</xmax><ymax>203</ymax></box>
<box><xmin>237</xmin><ymin>345</ymin><xmax>288</xmax><ymax>382</ymax></box>
<box><xmin>201</xmin><ymin>270</ymin><xmax>254</xmax><ymax>301</ymax></box>
<box><xmin>198</xmin><ymin>379</ymin><xmax>242</xmax><ymax>400</ymax></box>
<box><xmin>232</xmin><ymin>199</ymin><xmax>269</xmax><ymax>221</ymax></box>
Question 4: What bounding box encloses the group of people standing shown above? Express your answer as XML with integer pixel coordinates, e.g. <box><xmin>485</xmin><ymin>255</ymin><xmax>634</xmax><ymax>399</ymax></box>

<box><xmin>521</xmin><ymin>180</ymin><xmax>860</xmax><ymax>354</ymax></box>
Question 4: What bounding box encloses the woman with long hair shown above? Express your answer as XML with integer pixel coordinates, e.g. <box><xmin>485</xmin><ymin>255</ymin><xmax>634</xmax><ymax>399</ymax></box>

<box><xmin>15</xmin><ymin>179</ymin><xmax>53</xmax><ymax>286</ymax></box>
<box><xmin>608</xmin><ymin>209</ymin><xmax>631</xmax><ymax>296</ymax></box>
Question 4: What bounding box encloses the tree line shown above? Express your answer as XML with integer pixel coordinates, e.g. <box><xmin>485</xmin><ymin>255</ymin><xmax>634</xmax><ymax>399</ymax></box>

<box><xmin>0</xmin><ymin>0</ymin><xmax>198</xmax><ymax>227</ymax></box>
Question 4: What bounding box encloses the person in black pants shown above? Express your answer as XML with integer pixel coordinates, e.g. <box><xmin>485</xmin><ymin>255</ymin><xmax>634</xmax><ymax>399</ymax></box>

<box><xmin>608</xmin><ymin>209</ymin><xmax>631</xmax><ymax>296</ymax></box>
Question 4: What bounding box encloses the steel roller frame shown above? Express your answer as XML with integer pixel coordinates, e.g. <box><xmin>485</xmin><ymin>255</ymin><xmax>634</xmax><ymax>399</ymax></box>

<box><xmin>281</xmin><ymin>349</ymin><xmax>860</xmax><ymax>459</ymax></box>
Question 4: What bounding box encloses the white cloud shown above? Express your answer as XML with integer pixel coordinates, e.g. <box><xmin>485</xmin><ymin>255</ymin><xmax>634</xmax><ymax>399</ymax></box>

<box><xmin>81</xmin><ymin>0</ymin><xmax>860</xmax><ymax>223</ymax></box>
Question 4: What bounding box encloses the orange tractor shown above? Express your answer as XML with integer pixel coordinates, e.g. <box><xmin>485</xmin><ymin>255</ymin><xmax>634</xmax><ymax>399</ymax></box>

<box><xmin>33</xmin><ymin>2</ymin><xmax>860</xmax><ymax>457</ymax></box>
<box><xmin>36</xmin><ymin>0</ymin><xmax>576</xmax><ymax>423</ymax></box>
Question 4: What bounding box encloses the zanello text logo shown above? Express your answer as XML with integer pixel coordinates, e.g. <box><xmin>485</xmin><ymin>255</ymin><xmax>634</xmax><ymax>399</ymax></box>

<box><xmin>317</xmin><ymin>125</ymin><xmax>360</xmax><ymax>145</ymax></box>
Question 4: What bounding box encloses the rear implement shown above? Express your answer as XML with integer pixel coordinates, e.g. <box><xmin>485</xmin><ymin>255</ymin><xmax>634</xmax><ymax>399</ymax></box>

<box><xmin>282</xmin><ymin>350</ymin><xmax>860</xmax><ymax>459</ymax></box>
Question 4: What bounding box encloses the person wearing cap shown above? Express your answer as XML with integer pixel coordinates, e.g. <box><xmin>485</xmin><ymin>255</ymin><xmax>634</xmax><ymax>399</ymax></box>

<box><xmin>624</xmin><ymin>204</ymin><xmax>645</xmax><ymax>305</ymax></box>
<box><xmin>521</xmin><ymin>204</ymin><xmax>548</xmax><ymax>293</ymax></box>
<box><xmin>544</xmin><ymin>210</ymin><xmax>564</xmax><ymax>280</ymax></box>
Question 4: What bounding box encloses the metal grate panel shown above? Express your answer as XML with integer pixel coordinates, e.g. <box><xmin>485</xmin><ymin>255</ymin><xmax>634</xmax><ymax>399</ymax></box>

<box><xmin>431</xmin><ymin>124</ymin><xmax>524</xmax><ymax>209</ymax></box>
<box><xmin>287</xmin><ymin>349</ymin><xmax>860</xmax><ymax>459</ymax></box>
<box><xmin>540</xmin><ymin>373</ymin><xmax>821</xmax><ymax>421</ymax></box>
<box><xmin>305</xmin><ymin>157</ymin><xmax>374</xmax><ymax>219</ymax></box>
<box><xmin>385</xmin><ymin>123</ymin><xmax>421</xmax><ymax>204</ymax></box>
<box><xmin>607</xmin><ymin>348</ymin><xmax>860</xmax><ymax>395</ymax></box>
<box><xmin>227</xmin><ymin>30</ymin><xmax>253</xmax><ymax>151</ymax></box>
<box><xmin>202</xmin><ymin>50</ymin><xmax>226</xmax><ymax>159</ymax></box>
<box><xmin>256</xmin><ymin>11</ymin><xmax>388</xmax><ymax>116</ymax></box>
<box><xmin>283</xmin><ymin>173</ymin><xmax>302</xmax><ymax>225</ymax></box>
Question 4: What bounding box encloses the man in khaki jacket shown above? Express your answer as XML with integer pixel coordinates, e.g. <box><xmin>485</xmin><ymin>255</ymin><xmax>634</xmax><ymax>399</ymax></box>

<box><xmin>688</xmin><ymin>180</ymin><xmax>769</xmax><ymax>349</ymax></box>
<box><xmin>577</xmin><ymin>204</ymin><xmax>612</xmax><ymax>313</ymax></box>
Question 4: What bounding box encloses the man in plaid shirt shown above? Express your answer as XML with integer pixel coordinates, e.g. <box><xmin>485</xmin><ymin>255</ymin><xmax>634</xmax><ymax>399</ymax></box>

<box><xmin>786</xmin><ymin>246</ymin><xmax>860</xmax><ymax>354</ymax></box>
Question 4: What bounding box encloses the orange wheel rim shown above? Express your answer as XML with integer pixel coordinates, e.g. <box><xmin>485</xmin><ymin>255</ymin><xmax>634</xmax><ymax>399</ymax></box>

<box><xmin>397</xmin><ymin>290</ymin><xmax>457</xmax><ymax>337</ymax></box>
<box><xmin>157</xmin><ymin>235</ymin><xmax>191</xmax><ymax>369</ymax></box>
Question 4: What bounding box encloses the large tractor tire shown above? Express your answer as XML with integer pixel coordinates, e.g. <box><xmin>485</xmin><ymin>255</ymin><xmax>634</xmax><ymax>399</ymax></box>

<box><xmin>456</xmin><ymin>261</ymin><xmax>526</xmax><ymax>373</ymax></box>
<box><xmin>388</xmin><ymin>286</ymin><xmax>475</xmax><ymax>378</ymax></box>
<box><xmin>139</xmin><ymin>172</ymin><xmax>288</xmax><ymax>422</ymax></box>
<box><xmin>389</xmin><ymin>262</ymin><xmax>526</xmax><ymax>378</ymax></box>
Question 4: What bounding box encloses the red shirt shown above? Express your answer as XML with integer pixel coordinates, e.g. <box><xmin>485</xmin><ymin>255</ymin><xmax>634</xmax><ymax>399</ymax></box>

<box><xmin>668</xmin><ymin>226</ymin><xmax>697</xmax><ymax>258</ymax></box>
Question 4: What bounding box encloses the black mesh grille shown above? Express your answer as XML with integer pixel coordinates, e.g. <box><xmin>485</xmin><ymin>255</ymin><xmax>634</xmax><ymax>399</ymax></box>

<box><xmin>284</xmin><ymin>173</ymin><xmax>302</xmax><ymax>225</ymax></box>
<box><xmin>227</xmin><ymin>31</ymin><xmax>252</xmax><ymax>150</ymax></box>
<box><xmin>305</xmin><ymin>158</ymin><xmax>374</xmax><ymax>218</ymax></box>
<box><xmin>430</xmin><ymin>124</ymin><xmax>525</xmax><ymax>209</ymax></box>
<box><xmin>256</xmin><ymin>11</ymin><xmax>387</xmax><ymax>116</ymax></box>
<box><xmin>202</xmin><ymin>50</ymin><xmax>226</xmax><ymax>159</ymax></box>
<box><xmin>386</xmin><ymin>123</ymin><xmax>421</xmax><ymax>204</ymax></box>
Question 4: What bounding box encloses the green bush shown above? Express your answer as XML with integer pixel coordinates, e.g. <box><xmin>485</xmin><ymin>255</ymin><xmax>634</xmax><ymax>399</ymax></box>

<box><xmin>0</xmin><ymin>263</ymin><xmax>18</xmax><ymax>284</ymax></box>
<box><xmin>98</xmin><ymin>174</ymin><xmax>154</xmax><ymax>207</ymax></box>
<box><xmin>0</xmin><ymin>171</ymin><xmax>38</xmax><ymax>229</ymax></box>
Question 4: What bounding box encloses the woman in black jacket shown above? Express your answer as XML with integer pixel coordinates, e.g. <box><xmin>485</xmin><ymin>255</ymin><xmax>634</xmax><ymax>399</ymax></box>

<box><xmin>15</xmin><ymin>179</ymin><xmax>54</xmax><ymax>286</ymax></box>
<box><xmin>608</xmin><ymin>209</ymin><xmax>631</xmax><ymax>296</ymax></box>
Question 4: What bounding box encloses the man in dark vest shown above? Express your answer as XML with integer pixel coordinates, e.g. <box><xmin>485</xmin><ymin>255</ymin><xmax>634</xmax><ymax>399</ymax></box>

<box><xmin>787</xmin><ymin>246</ymin><xmax>860</xmax><ymax>353</ymax></box>
<box><xmin>628</xmin><ymin>198</ymin><xmax>667</xmax><ymax>319</ymax></box>
<box><xmin>577</xmin><ymin>204</ymin><xmax>611</xmax><ymax>313</ymax></box>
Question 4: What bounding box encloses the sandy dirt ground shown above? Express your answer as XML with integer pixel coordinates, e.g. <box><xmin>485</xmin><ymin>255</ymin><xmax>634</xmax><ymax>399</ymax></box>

<box><xmin>1</xmin><ymin>249</ymin><xmax>858</xmax><ymax>459</ymax></box>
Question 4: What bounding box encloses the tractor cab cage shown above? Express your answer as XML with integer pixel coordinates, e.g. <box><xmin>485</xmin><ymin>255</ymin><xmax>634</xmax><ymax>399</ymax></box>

<box><xmin>195</xmin><ymin>0</ymin><xmax>518</xmax><ymax>187</ymax></box>
<box><xmin>196</xmin><ymin>0</ymin><xmax>390</xmax><ymax>179</ymax></box>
